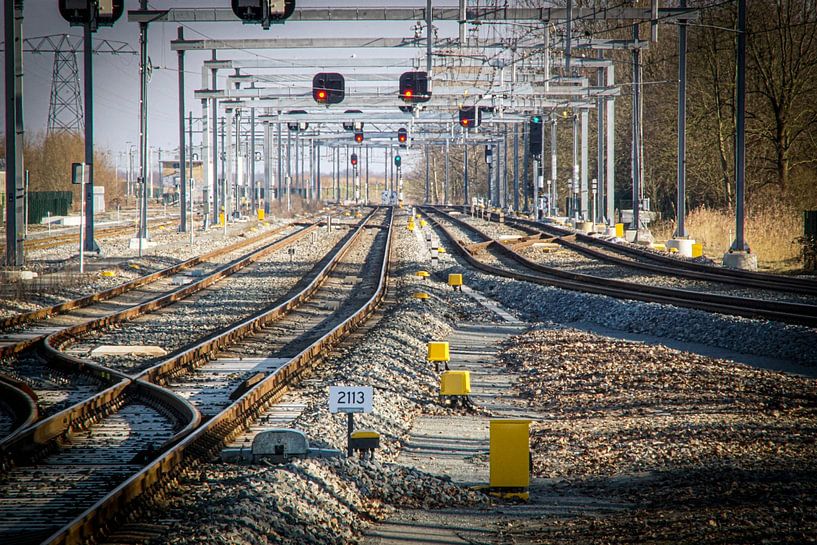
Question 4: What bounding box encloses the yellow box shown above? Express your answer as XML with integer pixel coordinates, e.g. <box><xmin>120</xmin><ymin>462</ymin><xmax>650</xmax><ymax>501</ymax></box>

<box><xmin>651</xmin><ymin>243</ymin><xmax>666</xmax><ymax>251</ymax></box>
<box><xmin>420</xmin><ymin>219</ymin><xmax>427</xmax><ymax>227</ymax></box>
<box><xmin>489</xmin><ymin>419</ymin><xmax>531</xmax><ymax>490</ymax></box>
<box><xmin>415</xmin><ymin>270</ymin><xmax>430</xmax><ymax>278</ymax></box>
<box><xmin>407</xmin><ymin>223</ymin><xmax>415</xmax><ymax>231</ymax></box>
<box><xmin>257</xmin><ymin>209</ymin><xmax>265</xmax><ymax>221</ymax></box>
<box><xmin>691</xmin><ymin>243</ymin><xmax>703</xmax><ymax>258</ymax></box>
<box><xmin>427</xmin><ymin>341</ymin><xmax>450</xmax><ymax>362</ymax></box>
<box><xmin>615</xmin><ymin>223</ymin><xmax>624</xmax><ymax>238</ymax></box>
<box><xmin>413</xmin><ymin>291</ymin><xmax>430</xmax><ymax>300</ymax></box>
<box><xmin>448</xmin><ymin>273</ymin><xmax>463</xmax><ymax>287</ymax></box>
<box><xmin>437</xmin><ymin>247</ymin><xmax>446</xmax><ymax>254</ymax></box>
<box><xmin>219</xmin><ymin>212</ymin><xmax>225</xmax><ymax>225</ymax></box>
<box><xmin>440</xmin><ymin>370</ymin><xmax>471</xmax><ymax>396</ymax></box>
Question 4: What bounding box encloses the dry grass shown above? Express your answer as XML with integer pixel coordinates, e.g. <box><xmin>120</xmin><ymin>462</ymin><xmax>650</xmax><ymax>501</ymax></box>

<box><xmin>653</xmin><ymin>200</ymin><xmax>803</xmax><ymax>272</ymax></box>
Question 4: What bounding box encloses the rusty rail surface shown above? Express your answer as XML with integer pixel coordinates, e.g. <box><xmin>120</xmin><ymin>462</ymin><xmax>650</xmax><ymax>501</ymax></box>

<box><xmin>499</xmin><ymin>214</ymin><xmax>817</xmax><ymax>296</ymax></box>
<box><xmin>40</xmin><ymin>206</ymin><xmax>393</xmax><ymax>545</ymax></box>
<box><xmin>0</xmin><ymin>217</ymin><xmax>329</xmax><ymax>457</ymax></box>
<box><xmin>425</xmin><ymin>207</ymin><xmax>817</xmax><ymax>327</ymax></box>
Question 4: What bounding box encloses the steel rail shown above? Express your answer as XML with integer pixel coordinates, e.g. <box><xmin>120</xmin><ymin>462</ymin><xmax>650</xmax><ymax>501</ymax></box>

<box><xmin>0</xmin><ymin>215</ymin><xmax>337</xmax><ymax>459</ymax></box>
<box><xmin>425</xmin><ymin>208</ymin><xmax>817</xmax><ymax>327</ymax></box>
<box><xmin>0</xmin><ymin>215</ymin><xmax>327</xmax><ymax>357</ymax></box>
<box><xmin>41</xmin><ymin>207</ymin><xmax>393</xmax><ymax>545</ymax></box>
<box><xmin>506</xmin><ymin>215</ymin><xmax>817</xmax><ymax>296</ymax></box>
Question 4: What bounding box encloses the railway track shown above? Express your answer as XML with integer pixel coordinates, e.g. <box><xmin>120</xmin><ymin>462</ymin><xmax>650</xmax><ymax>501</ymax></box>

<box><xmin>4</xmin><ymin>217</ymin><xmax>179</xmax><ymax>253</ymax></box>
<box><xmin>0</xmin><ymin>206</ymin><xmax>393</xmax><ymax>545</ymax></box>
<box><xmin>0</xmin><ymin>213</ymin><xmax>333</xmax><ymax>446</ymax></box>
<box><xmin>423</xmin><ymin>207</ymin><xmax>817</xmax><ymax>327</ymax></box>
<box><xmin>501</xmin><ymin>214</ymin><xmax>817</xmax><ymax>296</ymax></box>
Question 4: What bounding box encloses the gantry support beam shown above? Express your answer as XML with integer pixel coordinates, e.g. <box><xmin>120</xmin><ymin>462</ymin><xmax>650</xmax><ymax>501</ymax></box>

<box><xmin>130</xmin><ymin>7</ymin><xmax>698</xmax><ymax>24</ymax></box>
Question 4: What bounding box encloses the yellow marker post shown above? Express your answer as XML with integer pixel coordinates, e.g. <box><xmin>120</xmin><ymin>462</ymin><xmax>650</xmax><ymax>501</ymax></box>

<box><xmin>257</xmin><ymin>209</ymin><xmax>265</xmax><ymax>221</ymax></box>
<box><xmin>615</xmin><ymin>223</ymin><xmax>625</xmax><ymax>238</ymax></box>
<box><xmin>489</xmin><ymin>419</ymin><xmax>532</xmax><ymax>500</ymax></box>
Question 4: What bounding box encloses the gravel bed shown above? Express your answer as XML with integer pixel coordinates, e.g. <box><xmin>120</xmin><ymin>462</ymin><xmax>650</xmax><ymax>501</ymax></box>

<box><xmin>461</xmin><ymin>215</ymin><xmax>817</xmax><ymax>305</ymax></box>
<box><xmin>499</xmin><ymin>327</ymin><xmax>817</xmax><ymax>544</ymax></box>
<box><xmin>0</xmin><ymin>351</ymin><xmax>103</xmax><ymax>418</ymax></box>
<box><xmin>432</xmin><ymin>216</ymin><xmax>817</xmax><ymax>366</ymax></box>
<box><xmin>133</xmin><ymin>210</ymin><xmax>492</xmax><ymax>545</ymax></box>
<box><xmin>80</xmin><ymin>226</ymin><xmax>349</xmax><ymax>373</ymax></box>
<box><xmin>0</xmin><ymin>215</ymin><xmax>309</xmax><ymax>320</ymax></box>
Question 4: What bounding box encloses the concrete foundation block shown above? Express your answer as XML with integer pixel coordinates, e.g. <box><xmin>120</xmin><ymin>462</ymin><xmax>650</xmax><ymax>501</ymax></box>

<box><xmin>723</xmin><ymin>251</ymin><xmax>758</xmax><ymax>271</ymax></box>
<box><xmin>128</xmin><ymin>238</ymin><xmax>156</xmax><ymax>251</ymax></box>
<box><xmin>666</xmin><ymin>238</ymin><xmax>696</xmax><ymax>257</ymax></box>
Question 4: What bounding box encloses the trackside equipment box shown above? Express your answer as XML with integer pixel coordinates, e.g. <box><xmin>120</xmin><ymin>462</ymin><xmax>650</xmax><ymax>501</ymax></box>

<box><xmin>440</xmin><ymin>370</ymin><xmax>470</xmax><ymax>396</ymax></box>
<box><xmin>489</xmin><ymin>419</ymin><xmax>531</xmax><ymax>499</ymax></box>
<box><xmin>427</xmin><ymin>342</ymin><xmax>450</xmax><ymax>362</ymax></box>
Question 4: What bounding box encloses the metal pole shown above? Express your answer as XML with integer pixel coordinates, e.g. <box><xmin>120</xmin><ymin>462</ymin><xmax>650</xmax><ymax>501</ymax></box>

<box><xmin>226</xmin><ymin>111</ymin><xmax>233</xmax><ymax>220</ymax></box>
<box><xmin>264</xmin><ymin>121</ymin><xmax>271</xmax><ymax>215</ymax></box>
<box><xmin>286</xmin><ymin>127</ymin><xmax>292</xmax><ymax>210</ymax></box>
<box><xmin>731</xmin><ymin>0</ymin><xmax>748</xmax><ymax>251</ymax></box>
<box><xmin>276</xmin><ymin>120</ymin><xmax>283</xmax><ymax>201</ymax></box>
<box><xmin>675</xmin><ymin>2</ymin><xmax>688</xmax><ymax>238</ymax></box>
<box><xmin>188</xmin><ymin>111</ymin><xmax>194</xmax><ymax>241</ymax></box>
<box><xmin>4</xmin><ymin>0</ymin><xmax>24</xmax><ymax>266</ymax></box>
<box><xmin>250</xmin><ymin>107</ymin><xmax>256</xmax><ymax>213</ymax></box>
<box><xmin>550</xmin><ymin>118</ymin><xmax>558</xmax><ymax>216</ymax></box>
<box><xmin>221</xmin><ymin>116</ymin><xmax>226</xmax><ymax>232</ymax></box>
<box><xmin>581</xmin><ymin>109</ymin><xmax>589</xmax><ymax>220</ymax></box>
<box><xmin>365</xmin><ymin>146</ymin><xmax>370</xmax><ymax>204</ymax></box>
<box><xmin>210</xmin><ymin>52</ymin><xmax>219</xmax><ymax>222</ymax></box>
<box><xmin>83</xmin><ymin>23</ymin><xmax>96</xmax><ymax>251</ymax></box>
<box><xmin>572</xmin><ymin>114</ymin><xmax>579</xmax><ymax>220</ymax></box>
<box><xmin>316</xmin><ymin>140</ymin><xmax>321</xmax><ymax>202</ymax></box>
<box><xmin>606</xmin><ymin>65</ymin><xmax>616</xmax><ymax>223</ymax></box>
<box><xmin>444</xmin><ymin>138</ymin><xmax>450</xmax><ymax>206</ymax></box>
<box><xmin>424</xmin><ymin>144</ymin><xmax>430</xmax><ymax>204</ymax></box>
<box><xmin>487</xmin><ymin>144</ymin><xmax>493</xmax><ymax>205</ymax></box>
<box><xmin>522</xmin><ymin>124</ymin><xmax>530</xmax><ymax>212</ymax></box>
<box><xmin>503</xmin><ymin>129</ymin><xmax>509</xmax><ymax>209</ymax></box>
<box><xmin>631</xmin><ymin>24</ymin><xmax>641</xmax><ymax>231</ymax></box>
<box><xmin>596</xmin><ymin>56</ymin><xmax>605</xmax><ymax>225</ymax></box>
<box><xmin>139</xmin><ymin>1</ymin><xmax>149</xmax><ymax>243</ymax></box>
<box><xmin>513</xmin><ymin>124</ymin><xmax>519</xmax><ymax>212</ymax></box>
<box><xmin>177</xmin><ymin>27</ymin><xmax>187</xmax><ymax>232</ymax></box>
<box><xmin>463</xmin><ymin>138</ymin><xmax>469</xmax><ymax>205</ymax></box>
<box><xmin>345</xmin><ymin>145</ymin><xmax>350</xmax><ymax>201</ymax></box>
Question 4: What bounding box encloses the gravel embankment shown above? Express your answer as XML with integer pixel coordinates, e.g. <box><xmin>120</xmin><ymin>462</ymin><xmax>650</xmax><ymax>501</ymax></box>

<box><xmin>461</xmin><ymin>215</ymin><xmax>817</xmax><ymax>305</ymax></box>
<box><xmin>499</xmin><ymin>327</ymin><xmax>817</xmax><ymax>544</ymax></box>
<box><xmin>432</xmin><ymin>215</ymin><xmax>817</xmax><ymax>366</ymax></box>
<box><xmin>135</xmin><ymin>211</ymin><xmax>492</xmax><ymax>545</ymax></box>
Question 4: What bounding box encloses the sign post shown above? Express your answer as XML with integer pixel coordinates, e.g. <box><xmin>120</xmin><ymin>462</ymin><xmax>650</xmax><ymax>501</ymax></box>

<box><xmin>328</xmin><ymin>385</ymin><xmax>373</xmax><ymax>457</ymax></box>
<box><xmin>72</xmin><ymin>162</ymin><xmax>88</xmax><ymax>273</ymax></box>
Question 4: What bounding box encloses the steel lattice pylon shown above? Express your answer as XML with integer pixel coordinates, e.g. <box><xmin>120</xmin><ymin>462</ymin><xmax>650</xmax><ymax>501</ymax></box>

<box><xmin>0</xmin><ymin>34</ymin><xmax>136</xmax><ymax>135</ymax></box>
<box><xmin>48</xmin><ymin>44</ymin><xmax>84</xmax><ymax>134</ymax></box>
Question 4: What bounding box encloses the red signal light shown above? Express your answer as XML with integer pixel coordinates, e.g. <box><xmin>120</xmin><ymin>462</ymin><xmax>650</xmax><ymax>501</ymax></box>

<box><xmin>317</xmin><ymin>90</ymin><xmax>327</xmax><ymax>101</ymax></box>
<box><xmin>461</xmin><ymin>118</ymin><xmax>470</xmax><ymax>126</ymax></box>
<box><xmin>354</xmin><ymin>131</ymin><xmax>364</xmax><ymax>143</ymax></box>
<box><xmin>404</xmin><ymin>89</ymin><xmax>413</xmax><ymax>99</ymax></box>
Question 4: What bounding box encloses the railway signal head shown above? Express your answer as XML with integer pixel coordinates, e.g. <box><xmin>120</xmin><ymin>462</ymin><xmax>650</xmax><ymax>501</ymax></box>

<box><xmin>59</xmin><ymin>0</ymin><xmax>124</xmax><ymax>30</ymax></box>
<box><xmin>231</xmin><ymin>0</ymin><xmax>296</xmax><ymax>29</ymax></box>
<box><xmin>287</xmin><ymin>110</ymin><xmax>308</xmax><ymax>131</ymax></box>
<box><xmin>354</xmin><ymin>131</ymin><xmax>364</xmax><ymax>143</ymax></box>
<box><xmin>529</xmin><ymin>114</ymin><xmax>544</xmax><ymax>157</ymax></box>
<box><xmin>459</xmin><ymin>106</ymin><xmax>479</xmax><ymax>128</ymax></box>
<box><xmin>312</xmin><ymin>72</ymin><xmax>345</xmax><ymax>104</ymax></box>
<box><xmin>399</xmin><ymin>71</ymin><xmax>431</xmax><ymax>103</ymax></box>
<box><xmin>350</xmin><ymin>153</ymin><xmax>358</xmax><ymax>167</ymax></box>
<box><xmin>342</xmin><ymin>110</ymin><xmax>362</xmax><ymax>131</ymax></box>
<box><xmin>394</xmin><ymin>155</ymin><xmax>402</xmax><ymax>168</ymax></box>
<box><xmin>397</xmin><ymin>128</ymin><xmax>408</xmax><ymax>144</ymax></box>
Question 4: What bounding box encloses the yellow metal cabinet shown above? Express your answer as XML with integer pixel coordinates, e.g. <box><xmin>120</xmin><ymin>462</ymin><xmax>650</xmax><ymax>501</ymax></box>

<box><xmin>447</xmin><ymin>273</ymin><xmax>463</xmax><ymax>287</ymax></box>
<box><xmin>440</xmin><ymin>370</ymin><xmax>471</xmax><ymax>396</ymax></box>
<box><xmin>427</xmin><ymin>342</ymin><xmax>450</xmax><ymax>362</ymax></box>
<box><xmin>489</xmin><ymin>419</ymin><xmax>531</xmax><ymax>497</ymax></box>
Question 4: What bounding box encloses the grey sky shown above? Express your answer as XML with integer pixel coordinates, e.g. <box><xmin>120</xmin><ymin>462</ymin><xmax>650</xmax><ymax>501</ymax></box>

<box><xmin>3</xmin><ymin>1</ymin><xmax>467</xmax><ymax>173</ymax></box>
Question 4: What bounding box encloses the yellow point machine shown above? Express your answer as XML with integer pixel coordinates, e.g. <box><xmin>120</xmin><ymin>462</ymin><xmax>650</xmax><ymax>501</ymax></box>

<box><xmin>489</xmin><ymin>419</ymin><xmax>532</xmax><ymax>500</ymax></box>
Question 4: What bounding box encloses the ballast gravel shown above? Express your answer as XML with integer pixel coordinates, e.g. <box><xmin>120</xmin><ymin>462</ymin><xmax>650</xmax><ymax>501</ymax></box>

<box><xmin>431</xmin><ymin>215</ymin><xmax>817</xmax><ymax>366</ymax></box>
<box><xmin>135</xmin><ymin>210</ymin><xmax>491</xmax><ymax>545</ymax></box>
<box><xmin>499</xmin><ymin>327</ymin><xmax>817</xmax><ymax>544</ymax></box>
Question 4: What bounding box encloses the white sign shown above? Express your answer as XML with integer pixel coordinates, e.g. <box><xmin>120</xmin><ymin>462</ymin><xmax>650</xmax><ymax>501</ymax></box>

<box><xmin>329</xmin><ymin>386</ymin><xmax>373</xmax><ymax>414</ymax></box>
